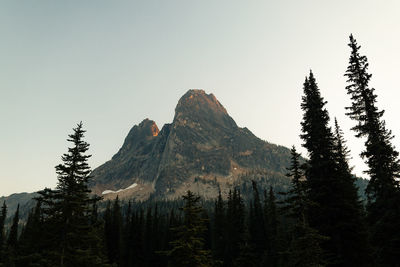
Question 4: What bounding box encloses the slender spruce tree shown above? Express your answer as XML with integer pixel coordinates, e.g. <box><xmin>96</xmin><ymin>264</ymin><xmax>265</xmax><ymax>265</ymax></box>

<box><xmin>7</xmin><ymin>204</ymin><xmax>19</xmax><ymax>251</ymax></box>
<box><xmin>225</xmin><ymin>188</ymin><xmax>245</xmax><ymax>266</ymax></box>
<box><xmin>280</xmin><ymin>146</ymin><xmax>307</xmax><ymax>222</ymax></box>
<box><xmin>332</xmin><ymin>119</ymin><xmax>373</xmax><ymax>265</ymax></box>
<box><xmin>163</xmin><ymin>191</ymin><xmax>212</xmax><ymax>267</ymax></box>
<box><xmin>212</xmin><ymin>190</ymin><xmax>225</xmax><ymax>263</ymax></box>
<box><xmin>17</xmin><ymin>201</ymin><xmax>45</xmax><ymax>266</ymax></box>
<box><xmin>36</xmin><ymin>122</ymin><xmax>107</xmax><ymax>266</ymax></box>
<box><xmin>344</xmin><ymin>34</ymin><xmax>400</xmax><ymax>265</ymax></box>
<box><xmin>0</xmin><ymin>202</ymin><xmax>6</xmax><ymax>263</ymax></box>
<box><xmin>281</xmin><ymin>146</ymin><xmax>326</xmax><ymax>267</ymax></box>
<box><xmin>301</xmin><ymin>71</ymin><xmax>373</xmax><ymax>266</ymax></box>
<box><xmin>264</xmin><ymin>187</ymin><xmax>278</xmax><ymax>266</ymax></box>
<box><xmin>3</xmin><ymin>204</ymin><xmax>19</xmax><ymax>266</ymax></box>
<box><xmin>248</xmin><ymin>181</ymin><xmax>266</xmax><ymax>260</ymax></box>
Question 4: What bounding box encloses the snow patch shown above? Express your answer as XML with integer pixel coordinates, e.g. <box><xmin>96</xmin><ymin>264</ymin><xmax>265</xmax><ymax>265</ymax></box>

<box><xmin>126</xmin><ymin>183</ymin><xmax>138</xmax><ymax>189</ymax></box>
<box><xmin>102</xmin><ymin>190</ymin><xmax>115</xmax><ymax>195</ymax></box>
<box><xmin>102</xmin><ymin>183</ymin><xmax>138</xmax><ymax>195</ymax></box>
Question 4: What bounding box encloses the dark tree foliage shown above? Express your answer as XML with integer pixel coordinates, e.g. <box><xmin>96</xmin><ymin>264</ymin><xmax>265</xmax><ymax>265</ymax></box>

<box><xmin>104</xmin><ymin>197</ymin><xmax>122</xmax><ymax>265</ymax></box>
<box><xmin>120</xmin><ymin>200</ymin><xmax>133</xmax><ymax>267</ymax></box>
<box><xmin>35</xmin><ymin>122</ymin><xmax>107</xmax><ymax>266</ymax></box>
<box><xmin>0</xmin><ymin>202</ymin><xmax>6</xmax><ymax>263</ymax></box>
<box><xmin>263</xmin><ymin>186</ymin><xmax>278</xmax><ymax>266</ymax></box>
<box><xmin>332</xmin><ymin>119</ymin><xmax>373</xmax><ymax>265</ymax></box>
<box><xmin>280</xmin><ymin>146</ymin><xmax>326</xmax><ymax>267</ymax></box>
<box><xmin>4</xmin><ymin>204</ymin><xmax>19</xmax><ymax>266</ymax></box>
<box><xmin>163</xmin><ymin>190</ymin><xmax>213</xmax><ymax>267</ymax></box>
<box><xmin>212</xmin><ymin>190</ymin><xmax>225</xmax><ymax>263</ymax></box>
<box><xmin>301</xmin><ymin>71</ymin><xmax>372</xmax><ymax>266</ymax></box>
<box><xmin>17</xmin><ymin>200</ymin><xmax>53</xmax><ymax>266</ymax></box>
<box><xmin>248</xmin><ymin>181</ymin><xmax>266</xmax><ymax>260</ymax></box>
<box><xmin>345</xmin><ymin>34</ymin><xmax>400</xmax><ymax>266</ymax></box>
<box><xmin>7</xmin><ymin>204</ymin><xmax>19</xmax><ymax>250</ymax></box>
<box><xmin>225</xmin><ymin>188</ymin><xmax>245</xmax><ymax>266</ymax></box>
<box><xmin>280</xmin><ymin>146</ymin><xmax>307</xmax><ymax>220</ymax></box>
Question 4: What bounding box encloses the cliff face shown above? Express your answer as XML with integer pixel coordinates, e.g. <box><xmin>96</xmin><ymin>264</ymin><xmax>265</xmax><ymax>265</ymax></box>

<box><xmin>91</xmin><ymin>89</ymin><xmax>292</xmax><ymax>200</ymax></box>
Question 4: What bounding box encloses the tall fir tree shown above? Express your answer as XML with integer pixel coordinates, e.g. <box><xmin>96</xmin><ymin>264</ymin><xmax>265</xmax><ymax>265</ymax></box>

<box><xmin>104</xmin><ymin>197</ymin><xmax>122</xmax><ymax>265</ymax></box>
<box><xmin>248</xmin><ymin>181</ymin><xmax>266</xmax><ymax>261</ymax></box>
<box><xmin>332</xmin><ymin>119</ymin><xmax>373</xmax><ymax>265</ymax></box>
<box><xmin>263</xmin><ymin>187</ymin><xmax>278</xmax><ymax>266</ymax></box>
<box><xmin>344</xmin><ymin>34</ymin><xmax>400</xmax><ymax>265</ymax></box>
<box><xmin>17</xmin><ymin>201</ymin><xmax>45</xmax><ymax>266</ymax></box>
<box><xmin>212</xmin><ymin>190</ymin><xmax>225</xmax><ymax>264</ymax></box>
<box><xmin>163</xmin><ymin>191</ymin><xmax>212</xmax><ymax>267</ymax></box>
<box><xmin>225</xmin><ymin>188</ymin><xmax>245</xmax><ymax>266</ymax></box>
<box><xmin>280</xmin><ymin>146</ymin><xmax>307</xmax><ymax>221</ymax></box>
<box><xmin>36</xmin><ymin>122</ymin><xmax>107</xmax><ymax>266</ymax></box>
<box><xmin>4</xmin><ymin>204</ymin><xmax>20</xmax><ymax>267</ymax></box>
<box><xmin>301</xmin><ymin>71</ymin><xmax>372</xmax><ymax>266</ymax></box>
<box><xmin>281</xmin><ymin>146</ymin><xmax>326</xmax><ymax>267</ymax></box>
<box><xmin>0</xmin><ymin>202</ymin><xmax>6</xmax><ymax>264</ymax></box>
<box><xmin>7</xmin><ymin>204</ymin><xmax>19</xmax><ymax>250</ymax></box>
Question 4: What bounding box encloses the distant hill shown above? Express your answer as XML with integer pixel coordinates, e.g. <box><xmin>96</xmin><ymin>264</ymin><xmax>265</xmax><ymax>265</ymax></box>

<box><xmin>0</xmin><ymin>192</ymin><xmax>38</xmax><ymax>222</ymax></box>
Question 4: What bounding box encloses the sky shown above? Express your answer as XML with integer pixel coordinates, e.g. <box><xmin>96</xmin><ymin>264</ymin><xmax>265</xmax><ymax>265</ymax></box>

<box><xmin>1</xmin><ymin>1</ymin><xmax>400</xmax><ymax>196</ymax></box>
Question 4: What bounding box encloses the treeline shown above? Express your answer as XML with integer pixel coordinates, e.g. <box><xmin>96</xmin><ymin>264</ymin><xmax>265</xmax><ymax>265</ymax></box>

<box><xmin>0</xmin><ymin>176</ymin><xmax>321</xmax><ymax>267</ymax></box>
<box><xmin>102</xmin><ymin>185</ymin><xmax>281</xmax><ymax>266</ymax></box>
<box><xmin>1</xmin><ymin>34</ymin><xmax>400</xmax><ymax>266</ymax></box>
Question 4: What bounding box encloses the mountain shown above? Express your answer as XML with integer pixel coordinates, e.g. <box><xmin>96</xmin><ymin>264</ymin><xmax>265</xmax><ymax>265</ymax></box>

<box><xmin>0</xmin><ymin>192</ymin><xmax>38</xmax><ymax>222</ymax></box>
<box><xmin>0</xmin><ymin>90</ymin><xmax>370</xmax><ymax>220</ymax></box>
<box><xmin>91</xmin><ymin>89</ymin><xmax>294</xmax><ymax>200</ymax></box>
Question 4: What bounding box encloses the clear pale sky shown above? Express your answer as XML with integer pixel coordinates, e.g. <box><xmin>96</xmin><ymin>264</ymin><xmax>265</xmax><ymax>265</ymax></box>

<box><xmin>1</xmin><ymin>1</ymin><xmax>400</xmax><ymax>196</ymax></box>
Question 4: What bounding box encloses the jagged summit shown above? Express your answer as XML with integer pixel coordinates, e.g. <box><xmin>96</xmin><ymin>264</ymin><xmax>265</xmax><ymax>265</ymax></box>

<box><xmin>112</xmin><ymin>118</ymin><xmax>159</xmax><ymax>161</ymax></box>
<box><xmin>139</xmin><ymin>118</ymin><xmax>159</xmax><ymax>137</ymax></box>
<box><xmin>176</xmin><ymin>89</ymin><xmax>228</xmax><ymax>115</ymax></box>
<box><xmin>91</xmin><ymin>89</ymin><xmax>292</xmax><ymax>200</ymax></box>
<box><xmin>174</xmin><ymin>89</ymin><xmax>236</xmax><ymax>132</ymax></box>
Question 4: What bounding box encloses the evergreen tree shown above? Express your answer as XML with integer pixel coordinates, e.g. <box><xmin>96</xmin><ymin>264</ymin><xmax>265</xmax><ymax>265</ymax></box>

<box><xmin>4</xmin><ymin>204</ymin><xmax>19</xmax><ymax>267</ymax></box>
<box><xmin>263</xmin><ymin>187</ymin><xmax>278</xmax><ymax>266</ymax></box>
<box><xmin>345</xmin><ymin>34</ymin><xmax>400</xmax><ymax>265</ymax></box>
<box><xmin>163</xmin><ymin>190</ymin><xmax>212</xmax><ymax>267</ymax></box>
<box><xmin>0</xmin><ymin>202</ymin><xmax>6</xmax><ymax>263</ymax></box>
<box><xmin>121</xmin><ymin>201</ymin><xmax>132</xmax><ymax>267</ymax></box>
<box><xmin>301</xmin><ymin>71</ymin><xmax>372</xmax><ymax>266</ymax></box>
<box><xmin>225</xmin><ymin>189</ymin><xmax>245</xmax><ymax>266</ymax></box>
<box><xmin>212</xmin><ymin>190</ymin><xmax>225</xmax><ymax>263</ymax></box>
<box><xmin>36</xmin><ymin>122</ymin><xmax>107</xmax><ymax>266</ymax></box>
<box><xmin>17</xmin><ymin>201</ymin><xmax>45</xmax><ymax>266</ymax></box>
<box><xmin>280</xmin><ymin>146</ymin><xmax>306</xmax><ymax>220</ymax></box>
<box><xmin>281</xmin><ymin>146</ymin><xmax>326</xmax><ymax>267</ymax></box>
<box><xmin>7</xmin><ymin>204</ymin><xmax>19</xmax><ymax>251</ymax></box>
<box><xmin>144</xmin><ymin>205</ymin><xmax>163</xmax><ymax>266</ymax></box>
<box><xmin>103</xmin><ymin>200</ymin><xmax>113</xmax><ymax>264</ymax></box>
<box><xmin>134</xmin><ymin>208</ymin><xmax>146</xmax><ymax>265</ymax></box>
<box><xmin>111</xmin><ymin>197</ymin><xmax>123</xmax><ymax>265</ymax></box>
<box><xmin>248</xmin><ymin>181</ymin><xmax>266</xmax><ymax>261</ymax></box>
<box><xmin>332</xmin><ymin>119</ymin><xmax>373</xmax><ymax>265</ymax></box>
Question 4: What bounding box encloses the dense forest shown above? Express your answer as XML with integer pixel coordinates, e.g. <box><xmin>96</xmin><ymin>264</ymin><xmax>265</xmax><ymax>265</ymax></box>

<box><xmin>1</xmin><ymin>35</ymin><xmax>400</xmax><ymax>267</ymax></box>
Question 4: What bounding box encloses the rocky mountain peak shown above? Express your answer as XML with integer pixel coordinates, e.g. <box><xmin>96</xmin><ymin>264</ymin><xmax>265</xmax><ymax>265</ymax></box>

<box><xmin>174</xmin><ymin>89</ymin><xmax>235</xmax><ymax>130</ymax></box>
<box><xmin>91</xmin><ymin>90</ymin><xmax>293</xmax><ymax>201</ymax></box>
<box><xmin>112</xmin><ymin>118</ymin><xmax>159</xmax><ymax>160</ymax></box>
<box><xmin>138</xmin><ymin>118</ymin><xmax>159</xmax><ymax>137</ymax></box>
<box><xmin>176</xmin><ymin>89</ymin><xmax>228</xmax><ymax>116</ymax></box>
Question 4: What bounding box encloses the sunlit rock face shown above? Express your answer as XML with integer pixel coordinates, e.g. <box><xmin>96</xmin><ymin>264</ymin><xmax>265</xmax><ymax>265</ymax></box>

<box><xmin>91</xmin><ymin>89</ymin><xmax>293</xmax><ymax>200</ymax></box>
